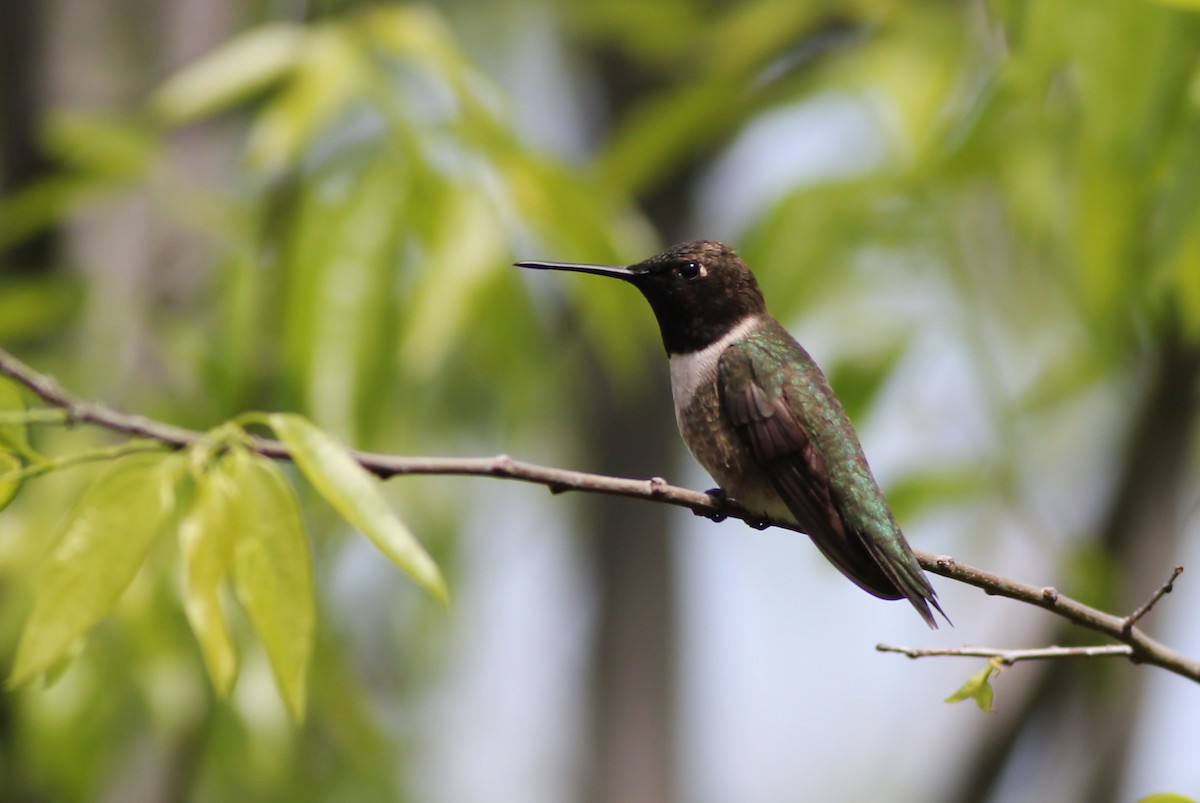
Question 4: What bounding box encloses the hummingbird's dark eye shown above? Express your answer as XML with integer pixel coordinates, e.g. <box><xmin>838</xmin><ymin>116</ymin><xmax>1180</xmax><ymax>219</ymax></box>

<box><xmin>676</xmin><ymin>260</ymin><xmax>704</xmax><ymax>281</ymax></box>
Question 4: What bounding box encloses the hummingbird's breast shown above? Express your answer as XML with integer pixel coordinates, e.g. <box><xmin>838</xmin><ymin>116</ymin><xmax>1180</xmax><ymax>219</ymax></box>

<box><xmin>667</xmin><ymin>318</ymin><xmax>791</xmax><ymax>520</ymax></box>
<box><xmin>673</xmin><ymin>381</ymin><xmax>789</xmax><ymax>519</ymax></box>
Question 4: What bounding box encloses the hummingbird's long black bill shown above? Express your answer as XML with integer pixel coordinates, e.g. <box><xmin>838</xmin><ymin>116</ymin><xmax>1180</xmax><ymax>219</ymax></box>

<box><xmin>514</xmin><ymin>260</ymin><xmax>637</xmax><ymax>281</ymax></box>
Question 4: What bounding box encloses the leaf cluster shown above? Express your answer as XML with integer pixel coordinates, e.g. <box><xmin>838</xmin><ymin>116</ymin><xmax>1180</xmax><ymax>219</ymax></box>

<box><xmin>1</xmin><ymin>398</ymin><xmax>445</xmax><ymax>721</ymax></box>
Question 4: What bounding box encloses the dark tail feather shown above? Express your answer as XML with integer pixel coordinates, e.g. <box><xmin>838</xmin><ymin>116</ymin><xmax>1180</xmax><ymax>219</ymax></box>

<box><xmin>861</xmin><ymin>536</ymin><xmax>949</xmax><ymax>629</ymax></box>
<box><xmin>802</xmin><ymin>531</ymin><xmax>948</xmax><ymax>628</ymax></box>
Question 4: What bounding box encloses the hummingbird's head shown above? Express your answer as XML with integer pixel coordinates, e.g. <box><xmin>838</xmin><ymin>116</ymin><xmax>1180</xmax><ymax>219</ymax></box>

<box><xmin>516</xmin><ymin>240</ymin><xmax>767</xmax><ymax>355</ymax></box>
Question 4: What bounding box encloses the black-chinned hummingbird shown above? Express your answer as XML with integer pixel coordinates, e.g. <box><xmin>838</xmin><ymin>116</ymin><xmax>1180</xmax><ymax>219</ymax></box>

<box><xmin>517</xmin><ymin>240</ymin><xmax>945</xmax><ymax>627</ymax></box>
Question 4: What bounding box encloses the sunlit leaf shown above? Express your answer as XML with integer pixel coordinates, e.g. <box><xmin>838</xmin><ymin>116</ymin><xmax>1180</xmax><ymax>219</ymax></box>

<box><xmin>243</xmin><ymin>25</ymin><xmax>366</xmax><ymax>172</ymax></box>
<box><xmin>42</xmin><ymin>112</ymin><xmax>154</xmax><ymax>181</ymax></box>
<box><xmin>1146</xmin><ymin>0</ymin><xmax>1200</xmax><ymax>15</ymax></box>
<box><xmin>178</xmin><ymin>461</ymin><xmax>238</xmax><ymax>698</ymax></box>
<box><xmin>399</xmin><ymin>188</ymin><xmax>506</xmax><ymax>377</ymax></box>
<box><xmin>0</xmin><ymin>377</ymin><xmax>35</xmax><ymax>460</ymax></box>
<box><xmin>706</xmin><ymin>0</ymin><xmax>822</xmax><ymax>77</ymax></box>
<box><xmin>361</xmin><ymin>4</ymin><xmax>465</xmax><ymax>76</ymax></box>
<box><xmin>602</xmin><ymin>81</ymin><xmax>742</xmax><ymax>196</ymax></box>
<box><xmin>0</xmin><ymin>276</ymin><xmax>82</xmax><ymax>343</ymax></box>
<box><xmin>9</xmin><ymin>453</ymin><xmax>181</xmax><ymax>686</ymax></box>
<box><xmin>597</xmin><ymin>0</ymin><xmax>831</xmax><ymax>192</ymax></box>
<box><xmin>151</xmin><ymin>22</ymin><xmax>306</xmax><ymax>125</ymax></box>
<box><xmin>0</xmin><ymin>451</ymin><xmax>22</xmax><ymax>512</ymax></box>
<box><xmin>0</xmin><ymin>376</ymin><xmax>33</xmax><ymax>509</ymax></box>
<box><xmin>210</xmin><ymin>248</ymin><xmax>269</xmax><ymax>412</ymax></box>
<box><xmin>944</xmin><ymin>663</ymin><xmax>997</xmax><ymax>712</ymax></box>
<box><xmin>226</xmin><ymin>448</ymin><xmax>314</xmax><ymax>722</ymax></box>
<box><xmin>267</xmin><ymin>413</ymin><xmax>448</xmax><ymax>603</ymax></box>
<box><xmin>0</xmin><ymin>175</ymin><xmax>104</xmax><ymax>253</ymax></box>
<box><xmin>845</xmin><ymin>8</ymin><xmax>967</xmax><ymax>165</ymax></box>
<box><xmin>279</xmin><ymin>153</ymin><xmax>407</xmax><ymax>440</ymax></box>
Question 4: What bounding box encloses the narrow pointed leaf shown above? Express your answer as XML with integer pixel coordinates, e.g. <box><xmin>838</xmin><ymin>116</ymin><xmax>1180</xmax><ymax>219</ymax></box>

<box><xmin>1147</xmin><ymin>0</ymin><xmax>1200</xmax><ymax>10</ymax></box>
<box><xmin>151</xmin><ymin>23</ymin><xmax>306</xmax><ymax>125</ymax></box>
<box><xmin>243</xmin><ymin>27</ymin><xmax>366</xmax><ymax>172</ymax></box>
<box><xmin>0</xmin><ymin>451</ymin><xmax>21</xmax><ymax>512</ymax></box>
<box><xmin>226</xmin><ymin>448</ymin><xmax>314</xmax><ymax>722</ymax></box>
<box><xmin>268</xmin><ymin>413</ymin><xmax>448</xmax><ymax>603</ymax></box>
<box><xmin>43</xmin><ymin>112</ymin><xmax>153</xmax><ymax>182</ymax></box>
<box><xmin>10</xmin><ymin>454</ymin><xmax>180</xmax><ymax>686</ymax></box>
<box><xmin>0</xmin><ymin>378</ymin><xmax>31</xmax><ymax>508</ymax></box>
<box><xmin>178</xmin><ymin>463</ymin><xmax>238</xmax><ymax>697</ymax></box>
<box><xmin>0</xmin><ymin>377</ymin><xmax>36</xmax><ymax>461</ymax></box>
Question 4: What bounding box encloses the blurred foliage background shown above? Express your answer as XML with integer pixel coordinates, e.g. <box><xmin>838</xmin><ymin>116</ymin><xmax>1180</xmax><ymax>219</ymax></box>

<box><xmin>2</xmin><ymin>0</ymin><xmax>1200</xmax><ymax>801</ymax></box>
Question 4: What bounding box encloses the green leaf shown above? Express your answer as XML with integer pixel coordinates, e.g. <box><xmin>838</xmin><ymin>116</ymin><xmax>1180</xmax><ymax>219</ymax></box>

<box><xmin>0</xmin><ymin>275</ymin><xmax>82</xmax><ymax>343</ymax></box>
<box><xmin>596</xmin><ymin>1</ymin><xmax>827</xmax><ymax>194</ymax></box>
<box><xmin>42</xmin><ymin>112</ymin><xmax>154</xmax><ymax>182</ymax></box>
<box><xmin>399</xmin><ymin>188</ymin><xmax>507</xmax><ymax>378</ymax></box>
<box><xmin>151</xmin><ymin>22</ymin><xmax>306</xmax><ymax>125</ymax></box>
<box><xmin>267</xmin><ymin>413</ymin><xmax>448</xmax><ymax>603</ymax></box>
<box><xmin>226</xmin><ymin>448</ymin><xmax>314</xmax><ymax>722</ymax></box>
<box><xmin>1147</xmin><ymin>0</ymin><xmax>1200</xmax><ymax>11</ymax></box>
<box><xmin>0</xmin><ymin>451</ymin><xmax>22</xmax><ymax>512</ymax></box>
<box><xmin>360</xmin><ymin>5</ymin><xmax>465</xmax><ymax>73</ymax></box>
<box><xmin>0</xmin><ymin>377</ymin><xmax>28</xmax><ymax>504</ymax></box>
<box><xmin>944</xmin><ymin>663</ymin><xmax>997</xmax><ymax>712</ymax></box>
<box><xmin>0</xmin><ymin>174</ymin><xmax>104</xmax><ymax>253</ymax></box>
<box><xmin>10</xmin><ymin>453</ymin><xmax>180</xmax><ymax>686</ymax></box>
<box><xmin>1167</xmin><ymin>217</ymin><xmax>1200</xmax><ymax>342</ymax></box>
<box><xmin>242</xmin><ymin>26</ymin><xmax>366</xmax><ymax>172</ymax></box>
<box><xmin>1137</xmin><ymin>794</ymin><xmax>1199</xmax><ymax>803</ymax></box>
<box><xmin>601</xmin><ymin>81</ymin><xmax>741</xmax><ymax>195</ymax></box>
<box><xmin>0</xmin><ymin>377</ymin><xmax>35</xmax><ymax>460</ymax></box>
<box><xmin>277</xmin><ymin>152</ymin><xmax>408</xmax><ymax>440</ymax></box>
<box><xmin>178</xmin><ymin>461</ymin><xmax>238</xmax><ymax>698</ymax></box>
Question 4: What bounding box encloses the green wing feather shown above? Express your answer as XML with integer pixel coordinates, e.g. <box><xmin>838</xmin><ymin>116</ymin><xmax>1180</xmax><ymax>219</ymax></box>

<box><xmin>718</xmin><ymin>323</ymin><xmax>944</xmax><ymax>628</ymax></box>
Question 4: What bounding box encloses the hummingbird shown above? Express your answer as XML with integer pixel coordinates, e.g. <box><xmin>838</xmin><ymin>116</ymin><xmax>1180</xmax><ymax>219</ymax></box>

<box><xmin>516</xmin><ymin>240</ymin><xmax>944</xmax><ymax>627</ymax></box>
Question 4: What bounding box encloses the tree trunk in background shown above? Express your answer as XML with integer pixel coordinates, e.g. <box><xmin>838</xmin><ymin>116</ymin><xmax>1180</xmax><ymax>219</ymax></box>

<box><xmin>586</xmin><ymin>368</ymin><xmax>678</xmax><ymax>803</ymax></box>
<box><xmin>948</xmin><ymin>325</ymin><xmax>1200</xmax><ymax>803</ymax></box>
<box><xmin>1082</xmin><ymin>329</ymin><xmax>1200</xmax><ymax>801</ymax></box>
<box><xmin>0</xmin><ymin>0</ymin><xmax>54</xmax><ymax>275</ymax></box>
<box><xmin>583</xmin><ymin>34</ymin><xmax>709</xmax><ymax>798</ymax></box>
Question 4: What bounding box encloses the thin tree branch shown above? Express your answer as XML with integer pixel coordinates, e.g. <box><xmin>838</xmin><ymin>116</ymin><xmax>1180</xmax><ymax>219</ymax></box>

<box><xmin>913</xmin><ymin>557</ymin><xmax>1197</xmax><ymax>682</ymax></box>
<box><xmin>1123</xmin><ymin>565</ymin><xmax>1183</xmax><ymax>635</ymax></box>
<box><xmin>1</xmin><ymin>346</ymin><xmax>1198</xmax><ymax>684</ymax></box>
<box><xmin>875</xmin><ymin>643</ymin><xmax>1134</xmax><ymax>665</ymax></box>
<box><xmin>874</xmin><ymin>565</ymin><xmax>1195</xmax><ymax>677</ymax></box>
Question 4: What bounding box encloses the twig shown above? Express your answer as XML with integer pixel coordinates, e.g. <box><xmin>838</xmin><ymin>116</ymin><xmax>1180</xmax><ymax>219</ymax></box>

<box><xmin>916</xmin><ymin>556</ymin><xmax>1197</xmax><ymax>681</ymax></box>
<box><xmin>876</xmin><ymin>643</ymin><xmax>1134</xmax><ymax>665</ymax></box>
<box><xmin>0</xmin><ymin>439</ymin><xmax>168</xmax><ymax>484</ymax></box>
<box><xmin>1123</xmin><ymin>565</ymin><xmax>1184</xmax><ymax>635</ymax></box>
<box><xmin>2</xmin><ymin>346</ymin><xmax>1198</xmax><ymax>684</ymax></box>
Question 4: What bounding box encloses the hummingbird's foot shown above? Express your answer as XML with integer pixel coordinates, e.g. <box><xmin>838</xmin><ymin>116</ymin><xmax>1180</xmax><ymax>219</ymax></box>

<box><xmin>697</xmin><ymin>488</ymin><xmax>729</xmax><ymax>522</ymax></box>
